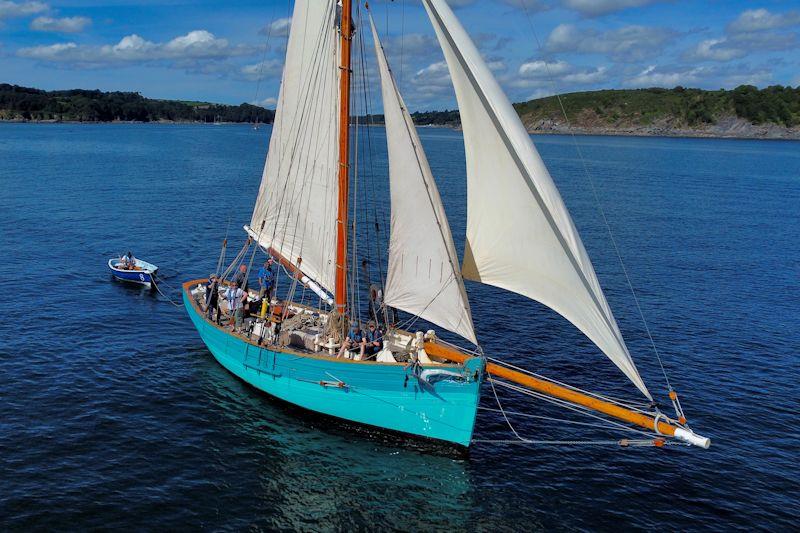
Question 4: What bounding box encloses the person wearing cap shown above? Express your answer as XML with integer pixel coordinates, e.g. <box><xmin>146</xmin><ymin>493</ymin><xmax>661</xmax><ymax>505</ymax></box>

<box><xmin>204</xmin><ymin>274</ymin><xmax>220</xmax><ymax>323</ymax></box>
<box><xmin>364</xmin><ymin>320</ymin><xmax>383</xmax><ymax>357</ymax></box>
<box><xmin>337</xmin><ymin>321</ymin><xmax>366</xmax><ymax>359</ymax></box>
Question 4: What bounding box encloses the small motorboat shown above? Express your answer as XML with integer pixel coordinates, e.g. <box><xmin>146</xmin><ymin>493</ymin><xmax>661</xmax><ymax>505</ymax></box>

<box><xmin>108</xmin><ymin>256</ymin><xmax>158</xmax><ymax>288</ymax></box>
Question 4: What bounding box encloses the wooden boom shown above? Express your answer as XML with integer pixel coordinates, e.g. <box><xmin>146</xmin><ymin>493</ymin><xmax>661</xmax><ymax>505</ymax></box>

<box><xmin>424</xmin><ymin>342</ymin><xmax>710</xmax><ymax>448</ymax></box>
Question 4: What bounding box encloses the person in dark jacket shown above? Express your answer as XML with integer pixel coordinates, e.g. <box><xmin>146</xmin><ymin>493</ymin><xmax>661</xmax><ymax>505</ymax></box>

<box><xmin>232</xmin><ymin>264</ymin><xmax>248</xmax><ymax>289</ymax></box>
<box><xmin>364</xmin><ymin>321</ymin><xmax>383</xmax><ymax>357</ymax></box>
<box><xmin>205</xmin><ymin>274</ymin><xmax>220</xmax><ymax>323</ymax></box>
<box><xmin>337</xmin><ymin>321</ymin><xmax>366</xmax><ymax>359</ymax></box>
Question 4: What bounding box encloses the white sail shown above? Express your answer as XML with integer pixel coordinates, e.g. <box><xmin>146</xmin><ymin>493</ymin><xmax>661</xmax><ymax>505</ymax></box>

<box><xmin>369</xmin><ymin>15</ymin><xmax>477</xmax><ymax>345</ymax></box>
<box><xmin>423</xmin><ymin>0</ymin><xmax>651</xmax><ymax>398</ymax></box>
<box><xmin>249</xmin><ymin>0</ymin><xmax>340</xmax><ymax>292</ymax></box>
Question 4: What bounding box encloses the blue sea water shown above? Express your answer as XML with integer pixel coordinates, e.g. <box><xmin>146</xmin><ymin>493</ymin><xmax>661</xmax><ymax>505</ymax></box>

<box><xmin>1</xmin><ymin>123</ymin><xmax>798</xmax><ymax>530</ymax></box>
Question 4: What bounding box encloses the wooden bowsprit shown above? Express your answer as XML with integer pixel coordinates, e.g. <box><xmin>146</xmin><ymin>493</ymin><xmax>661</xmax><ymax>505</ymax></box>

<box><xmin>424</xmin><ymin>343</ymin><xmax>711</xmax><ymax>449</ymax></box>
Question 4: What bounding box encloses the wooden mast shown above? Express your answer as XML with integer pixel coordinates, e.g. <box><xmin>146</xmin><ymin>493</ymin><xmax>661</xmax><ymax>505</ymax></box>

<box><xmin>335</xmin><ymin>0</ymin><xmax>353</xmax><ymax>313</ymax></box>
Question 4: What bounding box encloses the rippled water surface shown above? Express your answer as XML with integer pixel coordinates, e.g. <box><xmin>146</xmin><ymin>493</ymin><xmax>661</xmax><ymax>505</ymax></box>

<box><xmin>1</xmin><ymin>123</ymin><xmax>798</xmax><ymax>530</ymax></box>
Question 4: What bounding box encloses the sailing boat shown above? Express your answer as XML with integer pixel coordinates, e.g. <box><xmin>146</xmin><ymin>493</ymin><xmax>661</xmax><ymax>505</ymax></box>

<box><xmin>182</xmin><ymin>0</ymin><xmax>709</xmax><ymax>449</ymax></box>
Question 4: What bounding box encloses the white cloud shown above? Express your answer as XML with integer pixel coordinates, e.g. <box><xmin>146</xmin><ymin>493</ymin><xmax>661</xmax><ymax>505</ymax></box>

<box><xmin>624</xmin><ymin>65</ymin><xmax>706</xmax><ymax>87</ymax></box>
<box><xmin>683</xmin><ymin>8</ymin><xmax>799</xmax><ymax>63</ymax></box>
<box><xmin>412</xmin><ymin>61</ymin><xmax>451</xmax><ymax>87</ymax></box>
<box><xmin>561</xmin><ymin>0</ymin><xmax>668</xmax><ymax>17</ymax></box>
<box><xmin>240</xmin><ymin>58</ymin><xmax>283</xmax><ymax>81</ymax></box>
<box><xmin>563</xmin><ymin>66</ymin><xmax>608</xmax><ymax>84</ymax></box>
<box><xmin>259</xmin><ymin>17</ymin><xmax>291</xmax><ymax>37</ymax></box>
<box><xmin>0</xmin><ymin>0</ymin><xmax>46</xmax><ymax>20</ymax></box>
<box><xmin>525</xmin><ymin>88</ymin><xmax>556</xmax><ymax>100</ymax></box>
<box><xmin>727</xmin><ymin>8</ymin><xmax>800</xmax><ymax>34</ymax></box>
<box><xmin>252</xmin><ymin>96</ymin><xmax>277</xmax><ymax>108</ymax></box>
<box><xmin>30</xmin><ymin>15</ymin><xmax>90</xmax><ymax>33</ymax></box>
<box><xmin>546</xmin><ymin>23</ymin><xmax>676</xmax><ymax>62</ymax></box>
<box><xmin>486</xmin><ymin>59</ymin><xmax>507</xmax><ymax>71</ymax></box>
<box><xmin>508</xmin><ymin>60</ymin><xmax>608</xmax><ymax>93</ymax></box>
<box><xmin>519</xmin><ymin>59</ymin><xmax>571</xmax><ymax>77</ymax></box>
<box><xmin>686</xmin><ymin>38</ymin><xmax>745</xmax><ymax>62</ymax></box>
<box><xmin>17</xmin><ymin>30</ymin><xmax>255</xmax><ymax>67</ymax></box>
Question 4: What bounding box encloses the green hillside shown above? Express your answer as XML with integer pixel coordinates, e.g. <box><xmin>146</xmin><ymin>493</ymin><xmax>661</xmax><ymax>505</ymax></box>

<box><xmin>0</xmin><ymin>84</ymin><xmax>274</xmax><ymax>123</ymax></box>
<box><xmin>513</xmin><ymin>85</ymin><xmax>800</xmax><ymax>128</ymax></box>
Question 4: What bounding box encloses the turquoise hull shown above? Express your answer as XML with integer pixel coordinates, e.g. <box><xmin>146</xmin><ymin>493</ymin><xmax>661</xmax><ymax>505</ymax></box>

<box><xmin>183</xmin><ymin>285</ymin><xmax>483</xmax><ymax>446</ymax></box>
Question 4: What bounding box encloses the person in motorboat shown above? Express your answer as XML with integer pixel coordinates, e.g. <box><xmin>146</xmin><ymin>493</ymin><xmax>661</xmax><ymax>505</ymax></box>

<box><xmin>258</xmin><ymin>258</ymin><xmax>276</xmax><ymax>300</ymax></box>
<box><xmin>232</xmin><ymin>264</ymin><xmax>248</xmax><ymax>289</ymax></box>
<box><xmin>364</xmin><ymin>320</ymin><xmax>383</xmax><ymax>358</ymax></box>
<box><xmin>204</xmin><ymin>274</ymin><xmax>220</xmax><ymax>323</ymax></box>
<box><xmin>338</xmin><ymin>321</ymin><xmax>366</xmax><ymax>359</ymax></box>
<box><xmin>225</xmin><ymin>280</ymin><xmax>246</xmax><ymax>332</ymax></box>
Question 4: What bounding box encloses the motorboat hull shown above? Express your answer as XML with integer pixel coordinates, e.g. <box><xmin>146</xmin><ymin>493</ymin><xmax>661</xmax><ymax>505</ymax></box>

<box><xmin>108</xmin><ymin>258</ymin><xmax>158</xmax><ymax>288</ymax></box>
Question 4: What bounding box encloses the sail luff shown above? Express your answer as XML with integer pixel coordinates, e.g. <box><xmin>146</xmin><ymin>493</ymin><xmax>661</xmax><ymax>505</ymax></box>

<box><xmin>423</xmin><ymin>0</ymin><xmax>651</xmax><ymax>399</ymax></box>
<box><xmin>368</xmin><ymin>12</ymin><xmax>477</xmax><ymax>344</ymax></box>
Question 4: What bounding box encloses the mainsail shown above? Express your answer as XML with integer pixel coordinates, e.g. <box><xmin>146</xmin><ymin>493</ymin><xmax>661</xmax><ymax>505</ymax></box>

<box><xmin>422</xmin><ymin>0</ymin><xmax>651</xmax><ymax>398</ymax></box>
<box><xmin>249</xmin><ymin>0</ymin><xmax>340</xmax><ymax>292</ymax></box>
<box><xmin>369</xmin><ymin>14</ymin><xmax>477</xmax><ymax>345</ymax></box>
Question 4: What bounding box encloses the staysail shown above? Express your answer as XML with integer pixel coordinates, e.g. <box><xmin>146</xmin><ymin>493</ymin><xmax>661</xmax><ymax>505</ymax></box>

<box><xmin>249</xmin><ymin>0</ymin><xmax>340</xmax><ymax>292</ymax></box>
<box><xmin>369</xmin><ymin>14</ymin><xmax>477</xmax><ymax>345</ymax></box>
<box><xmin>423</xmin><ymin>0</ymin><xmax>651</xmax><ymax>398</ymax></box>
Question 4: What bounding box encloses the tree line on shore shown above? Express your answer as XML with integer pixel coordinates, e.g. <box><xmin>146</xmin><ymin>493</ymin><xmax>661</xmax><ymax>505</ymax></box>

<box><xmin>362</xmin><ymin>85</ymin><xmax>800</xmax><ymax>129</ymax></box>
<box><xmin>3</xmin><ymin>83</ymin><xmax>798</xmax><ymax>129</ymax></box>
<box><xmin>0</xmin><ymin>84</ymin><xmax>275</xmax><ymax>123</ymax></box>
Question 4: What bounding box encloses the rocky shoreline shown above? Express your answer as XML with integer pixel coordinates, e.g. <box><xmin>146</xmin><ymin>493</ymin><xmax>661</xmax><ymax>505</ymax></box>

<box><xmin>3</xmin><ymin>116</ymin><xmax>799</xmax><ymax>140</ymax></box>
<box><xmin>522</xmin><ymin>115</ymin><xmax>800</xmax><ymax>140</ymax></box>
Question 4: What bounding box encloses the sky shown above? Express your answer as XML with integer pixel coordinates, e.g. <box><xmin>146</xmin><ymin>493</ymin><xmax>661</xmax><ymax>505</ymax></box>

<box><xmin>1</xmin><ymin>0</ymin><xmax>799</xmax><ymax>111</ymax></box>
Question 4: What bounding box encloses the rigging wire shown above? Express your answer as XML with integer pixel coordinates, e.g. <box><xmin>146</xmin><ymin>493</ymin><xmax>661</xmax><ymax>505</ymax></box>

<box><xmin>517</xmin><ymin>3</ymin><xmax>674</xmax><ymax>394</ymax></box>
<box><xmin>250</xmin><ymin>2</ymin><xmax>279</xmax><ymax>124</ymax></box>
<box><xmin>359</xmin><ymin>6</ymin><xmax>388</xmax><ymax>296</ymax></box>
<box><xmin>485</xmin><ymin>355</ymin><xmax>653</xmax><ymax>413</ymax></box>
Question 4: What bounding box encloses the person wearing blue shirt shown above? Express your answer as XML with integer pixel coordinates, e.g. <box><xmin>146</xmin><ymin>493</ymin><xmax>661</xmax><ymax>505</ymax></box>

<box><xmin>258</xmin><ymin>257</ymin><xmax>276</xmax><ymax>300</ymax></box>
<box><xmin>364</xmin><ymin>320</ymin><xmax>383</xmax><ymax>357</ymax></box>
<box><xmin>337</xmin><ymin>321</ymin><xmax>366</xmax><ymax>359</ymax></box>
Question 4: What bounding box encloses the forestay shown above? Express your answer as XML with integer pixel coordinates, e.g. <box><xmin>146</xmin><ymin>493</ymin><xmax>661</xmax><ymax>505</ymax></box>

<box><xmin>423</xmin><ymin>0</ymin><xmax>651</xmax><ymax>398</ymax></box>
<box><xmin>369</xmin><ymin>14</ymin><xmax>477</xmax><ymax>345</ymax></box>
<box><xmin>250</xmin><ymin>0</ymin><xmax>340</xmax><ymax>292</ymax></box>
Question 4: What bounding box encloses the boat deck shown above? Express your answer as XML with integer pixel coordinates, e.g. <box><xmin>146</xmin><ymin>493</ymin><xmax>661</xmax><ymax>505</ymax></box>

<box><xmin>185</xmin><ymin>279</ymin><xmax>471</xmax><ymax>367</ymax></box>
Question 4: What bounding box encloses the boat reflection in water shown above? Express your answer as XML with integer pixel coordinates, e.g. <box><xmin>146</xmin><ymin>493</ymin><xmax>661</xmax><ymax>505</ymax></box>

<box><xmin>196</xmin><ymin>354</ymin><xmax>476</xmax><ymax>530</ymax></box>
